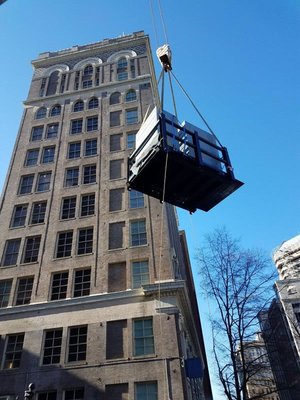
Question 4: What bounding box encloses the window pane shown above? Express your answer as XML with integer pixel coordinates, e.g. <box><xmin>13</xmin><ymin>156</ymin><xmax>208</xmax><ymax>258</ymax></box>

<box><xmin>86</xmin><ymin>116</ymin><xmax>98</xmax><ymax>132</ymax></box>
<box><xmin>127</xmin><ymin>131</ymin><xmax>137</xmax><ymax>149</ymax></box>
<box><xmin>74</xmin><ymin>269</ymin><xmax>91</xmax><ymax>297</ymax></box>
<box><xmin>129</xmin><ymin>190</ymin><xmax>144</xmax><ymax>209</ymax></box>
<box><xmin>61</xmin><ymin>197</ymin><xmax>76</xmax><ymax>219</ymax></box>
<box><xmin>2</xmin><ymin>239</ymin><xmax>21</xmax><ymax>266</ymax></box>
<box><xmin>80</xmin><ymin>194</ymin><xmax>95</xmax><ymax>217</ymax></box>
<box><xmin>42</xmin><ymin>146</ymin><xmax>55</xmax><ymax>163</ymax></box>
<box><xmin>56</xmin><ymin>232</ymin><xmax>73</xmax><ymax>258</ymax></box>
<box><xmin>31</xmin><ymin>126</ymin><xmax>43</xmax><ymax>141</ymax></box>
<box><xmin>36</xmin><ymin>107</ymin><xmax>47</xmax><ymax>119</ymax></box>
<box><xmin>15</xmin><ymin>277</ymin><xmax>34</xmax><ymax>305</ymax></box>
<box><xmin>84</xmin><ymin>139</ymin><xmax>97</xmax><ymax>156</ymax></box>
<box><xmin>23</xmin><ymin>236</ymin><xmax>41</xmax><ymax>263</ymax></box>
<box><xmin>132</xmin><ymin>261</ymin><xmax>149</xmax><ymax>288</ymax></box>
<box><xmin>108</xmin><ymin>262</ymin><xmax>126</xmax><ymax>293</ymax></box>
<box><xmin>110</xmin><ymin>92</ymin><xmax>121</xmax><ymax>105</ymax></box>
<box><xmin>50</xmin><ymin>105</ymin><xmax>61</xmax><ymax>116</ymax></box>
<box><xmin>31</xmin><ymin>201</ymin><xmax>47</xmax><ymax>224</ymax></box>
<box><xmin>130</xmin><ymin>220</ymin><xmax>147</xmax><ymax>247</ymax></box>
<box><xmin>42</xmin><ymin>329</ymin><xmax>62</xmax><ymax>365</ymax></box>
<box><xmin>25</xmin><ymin>149</ymin><xmax>39</xmax><ymax>166</ymax></box>
<box><xmin>71</xmin><ymin>119</ymin><xmax>83</xmax><ymax>135</ymax></box>
<box><xmin>106</xmin><ymin>321</ymin><xmax>127</xmax><ymax>359</ymax></box>
<box><xmin>135</xmin><ymin>382</ymin><xmax>158</xmax><ymax>400</ymax></box>
<box><xmin>77</xmin><ymin>228</ymin><xmax>93</xmax><ymax>255</ymax></box>
<box><xmin>73</xmin><ymin>100</ymin><xmax>84</xmax><ymax>112</ymax></box>
<box><xmin>88</xmin><ymin>98</ymin><xmax>98</xmax><ymax>109</ymax></box>
<box><xmin>83</xmin><ymin>165</ymin><xmax>96</xmax><ymax>184</ymax></box>
<box><xmin>126</xmin><ymin>109</ymin><xmax>138</xmax><ymax>125</ymax></box>
<box><xmin>37</xmin><ymin>391</ymin><xmax>57</xmax><ymax>400</ymax></box>
<box><xmin>36</xmin><ymin>172</ymin><xmax>51</xmax><ymax>192</ymax></box>
<box><xmin>65</xmin><ymin>168</ymin><xmax>79</xmax><ymax>187</ymax></box>
<box><xmin>109</xmin><ymin>188</ymin><xmax>124</xmax><ymax>212</ymax></box>
<box><xmin>110</xmin><ymin>111</ymin><xmax>121</xmax><ymax>127</ymax></box>
<box><xmin>64</xmin><ymin>388</ymin><xmax>84</xmax><ymax>400</ymax></box>
<box><xmin>109</xmin><ymin>159</ymin><xmax>123</xmax><ymax>180</ymax></box>
<box><xmin>134</xmin><ymin>319</ymin><xmax>154</xmax><ymax>356</ymax></box>
<box><xmin>51</xmin><ymin>272</ymin><xmax>68</xmax><ymax>300</ymax></box>
<box><xmin>4</xmin><ymin>334</ymin><xmax>24</xmax><ymax>369</ymax></box>
<box><xmin>46</xmin><ymin>123</ymin><xmax>59</xmax><ymax>139</ymax></box>
<box><xmin>68</xmin><ymin>326</ymin><xmax>87</xmax><ymax>362</ymax></box>
<box><xmin>126</xmin><ymin>90</ymin><xmax>136</xmax><ymax>102</ymax></box>
<box><xmin>11</xmin><ymin>204</ymin><xmax>28</xmax><ymax>227</ymax></box>
<box><xmin>19</xmin><ymin>175</ymin><xmax>34</xmax><ymax>195</ymax></box>
<box><xmin>0</xmin><ymin>279</ymin><xmax>12</xmax><ymax>307</ymax></box>
<box><xmin>68</xmin><ymin>142</ymin><xmax>81</xmax><ymax>159</ymax></box>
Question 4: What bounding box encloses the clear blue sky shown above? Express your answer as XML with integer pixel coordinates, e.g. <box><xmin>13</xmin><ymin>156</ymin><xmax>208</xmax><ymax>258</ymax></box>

<box><xmin>0</xmin><ymin>1</ymin><xmax>299</xmax><ymax>398</ymax></box>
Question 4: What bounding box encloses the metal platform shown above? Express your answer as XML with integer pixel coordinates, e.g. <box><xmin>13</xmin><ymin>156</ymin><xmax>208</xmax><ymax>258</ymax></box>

<box><xmin>128</xmin><ymin>108</ymin><xmax>243</xmax><ymax>213</ymax></box>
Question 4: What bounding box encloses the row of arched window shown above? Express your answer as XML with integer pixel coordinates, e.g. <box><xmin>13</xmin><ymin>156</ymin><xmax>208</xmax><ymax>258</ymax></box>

<box><xmin>34</xmin><ymin>88</ymin><xmax>137</xmax><ymax>119</ymax></box>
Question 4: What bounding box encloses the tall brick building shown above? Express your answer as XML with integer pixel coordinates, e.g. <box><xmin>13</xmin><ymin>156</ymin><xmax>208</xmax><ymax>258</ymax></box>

<box><xmin>0</xmin><ymin>32</ymin><xmax>212</xmax><ymax>400</ymax></box>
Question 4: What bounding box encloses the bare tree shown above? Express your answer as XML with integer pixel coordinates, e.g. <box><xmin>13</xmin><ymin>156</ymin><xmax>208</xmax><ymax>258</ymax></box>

<box><xmin>197</xmin><ymin>228</ymin><xmax>277</xmax><ymax>400</ymax></box>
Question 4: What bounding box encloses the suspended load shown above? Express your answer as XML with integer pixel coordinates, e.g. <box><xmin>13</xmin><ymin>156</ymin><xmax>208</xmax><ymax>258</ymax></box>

<box><xmin>127</xmin><ymin>107</ymin><xmax>243</xmax><ymax>213</ymax></box>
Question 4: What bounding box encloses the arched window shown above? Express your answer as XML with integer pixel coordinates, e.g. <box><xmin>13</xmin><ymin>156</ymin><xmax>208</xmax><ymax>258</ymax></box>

<box><xmin>126</xmin><ymin>89</ymin><xmax>136</xmax><ymax>102</ymax></box>
<box><xmin>36</xmin><ymin>107</ymin><xmax>47</xmax><ymax>119</ymax></box>
<box><xmin>117</xmin><ymin>57</ymin><xmax>128</xmax><ymax>81</ymax></box>
<box><xmin>82</xmin><ymin>64</ymin><xmax>93</xmax><ymax>89</ymax></box>
<box><xmin>46</xmin><ymin>70</ymin><xmax>60</xmax><ymax>96</ymax></box>
<box><xmin>50</xmin><ymin>104</ymin><xmax>61</xmax><ymax>117</ymax></box>
<box><xmin>110</xmin><ymin>92</ymin><xmax>121</xmax><ymax>105</ymax></box>
<box><xmin>88</xmin><ymin>97</ymin><xmax>99</xmax><ymax>109</ymax></box>
<box><xmin>83</xmin><ymin>65</ymin><xmax>93</xmax><ymax>76</ymax></box>
<box><xmin>73</xmin><ymin>100</ymin><xmax>84</xmax><ymax>112</ymax></box>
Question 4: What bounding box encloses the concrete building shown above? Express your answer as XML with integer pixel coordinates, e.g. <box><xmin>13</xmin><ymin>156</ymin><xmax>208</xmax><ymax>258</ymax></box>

<box><xmin>240</xmin><ymin>333</ymin><xmax>279</xmax><ymax>400</ymax></box>
<box><xmin>0</xmin><ymin>32</ymin><xmax>212</xmax><ymax>400</ymax></box>
<box><xmin>259</xmin><ymin>234</ymin><xmax>300</xmax><ymax>399</ymax></box>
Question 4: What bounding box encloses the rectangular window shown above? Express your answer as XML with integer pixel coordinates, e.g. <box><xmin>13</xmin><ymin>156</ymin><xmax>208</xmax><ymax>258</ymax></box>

<box><xmin>132</xmin><ymin>261</ymin><xmax>149</xmax><ymax>288</ymax></box>
<box><xmin>109</xmin><ymin>188</ymin><xmax>124</xmax><ymax>212</ymax></box>
<box><xmin>42</xmin><ymin>329</ymin><xmax>63</xmax><ymax>365</ymax></box>
<box><xmin>56</xmin><ymin>231</ymin><xmax>73</xmax><ymax>258</ymax></box>
<box><xmin>3</xmin><ymin>333</ymin><xmax>24</xmax><ymax>369</ymax></box>
<box><xmin>31</xmin><ymin>126</ymin><xmax>43</xmax><ymax>141</ymax></box>
<box><xmin>80</xmin><ymin>194</ymin><xmax>95</xmax><ymax>217</ymax></box>
<box><xmin>110</xmin><ymin>134</ymin><xmax>122</xmax><ymax>152</ymax></box>
<box><xmin>127</xmin><ymin>131</ymin><xmax>136</xmax><ymax>149</ymax></box>
<box><xmin>2</xmin><ymin>239</ymin><xmax>21</xmax><ymax>266</ymax></box>
<box><xmin>11</xmin><ymin>204</ymin><xmax>28</xmax><ymax>227</ymax></box>
<box><xmin>23</xmin><ymin>236</ymin><xmax>41</xmax><ymax>263</ymax></box>
<box><xmin>83</xmin><ymin>165</ymin><xmax>96</xmax><ymax>184</ymax></box>
<box><xmin>84</xmin><ymin>139</ymin><xmax>97</xmax><ymax>156</ymax></box>
<box><xmin>105</xmin><ymin>384</ymin><xmax>128</xmax><ymax>400</ymax></box>
<box><xmin>110</xmin><ymin>111</ymin><xmax>121</xmax><ymax>127</ymax></box>
<box><xmin>61</xmin><ymin>197</ymin><xmax>76</xmax><ymax>220</ymax></box>
<box><xmin>18</xmin><ymin>174</ymin><xmax>34</xmax><ymax>195</ymax></box>
<box><xmin>25</xmin><ymin>149</ymin><xmax>39</xmax><ymax>166</ymax></box>
<box><xmin>30</xmin><ymin>201</ymin><xmax>47</xmax><ymax>224</ymax></box>
<box><xmin>130</xmin><ymin>220</ymin><xmax>147</xmax><ymax>247</ymax></box>
<box><xmin>67</xmin><ymin>326</ymin><xmax>87</xmax><ymax>362</ymax></box>
<box><xmin>71</xmin><ymin>119</ymin><xmax>83</xmax><ymax>135</ymax></box>
<box><xmin>36</xmin><ymin>172</ymin><xmax>51</xmax><ymax>192</ymax></box>
<box><xmin>109</xmin><ymin>159</ymin><xmax>123</xmax><ymax>180</ymax></box>
<box><xmin>65</xmin><ymin>168</ymin><xmax>79</xmax><ymax>187</ymax></box>
<box><xmin>46</xmin><ymin>123</ymin><xmax>59</xmax><ymax>139</ymax></box>
<box><xmin>135</xmin><ymin>382</ymin><xmax>158</xmax><ymax>400</ymax></box>
<box><xmin>82</xmin><ymin>80</ymin><xmax>92</xmax><ymax>89</ymax></box>
<box><xmin>108</xmin><ymin>262</ymin><xmax>126</xmax><ymax>293</ymax></box>
<box><xmin>126</xmin><ymin>109</ymin><xmax>138</xmax><ymax>125</ymax></box>
<box><xmin>133</xmin><ymin>318</ymin><xmax>154</xmax><ymax>356</ymax></box>
<box><xmin>77</xmin><ymin>228</ymin><xmax>93</xmax><ymax>255</ymax></box>
<box><xmin>73</xmin><ymin>268</ymin><xmax>91</xmax><ymax>297</ymax></box>
<box><xmin>41</xmin><ymin>146</ymin><xmax>55</xmax><ymax>163</ymax></box>
<box><xmin>0</xmin><ymin>279</ymin><xmax>12</xmax><ymax>308</ymax></box>
<box><xmin>15</xmin><ymin>277</ymin><xmax>34</xmax><ymax>305</ymax></box>
<box><xmin>129</xmin><ymin>190</ymin><xmax>144</xmax><ymax>209</ymax></box>
<box><xmin>106</xmin><ymin>320</ymin><xmax>127</xmax><ymax>359</ymax></box>
<box><xmin>64</xmin><ymin>388</ymin><xmax>84</xmax><ymax>400</ymax></box>
<box><xmin>37</xmin><ymin>392</ymin><xmax>57</xmax><ymax>400</ymax></box>
<box><xmin>86</xmin><ymin>116</ymin><xmax>98</xmax><ymax>132</ymax></box>
<box><xmin>108</xmin><ymin>222</ymin><xmax>125</xmax><ymax>250</ymax></box>
<box><xmin>68</xmin><ymin>142</ymin><xmax>81</xmax><ymax>159</ymax></box>
<box><xmin>50</xmin><ymin>272</ymin><xmax>68</xmax><ymax>300</ymax></box>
